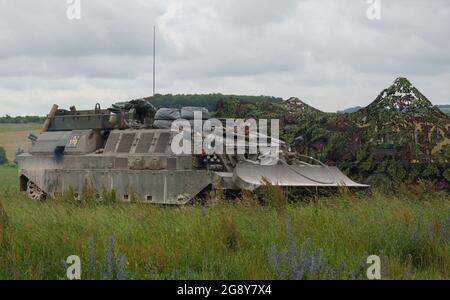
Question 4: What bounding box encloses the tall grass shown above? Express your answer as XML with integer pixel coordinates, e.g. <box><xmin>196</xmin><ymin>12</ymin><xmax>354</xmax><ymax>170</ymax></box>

<box><xmin>0</xmin><ymin>183</ymin><xmax>448</xmax><ymax>280</ymax></box>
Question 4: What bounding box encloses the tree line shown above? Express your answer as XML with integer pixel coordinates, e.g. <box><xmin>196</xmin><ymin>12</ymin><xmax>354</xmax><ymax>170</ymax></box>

<box><xmin>0</xmin><ymin>115</ymin><xmax>45</xmax><ymax>124</ymax></box>
<box><xmin>142</xmin><ymin>94</ymin><xmax>282</xmax><ymax>111</ymax></box>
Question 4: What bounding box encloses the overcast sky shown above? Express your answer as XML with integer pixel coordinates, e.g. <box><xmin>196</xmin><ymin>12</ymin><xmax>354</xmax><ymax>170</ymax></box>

<box><xmin>0</xmin><ymin>0</ymin><xmax>449</xmax><ymax>115</ymax></box>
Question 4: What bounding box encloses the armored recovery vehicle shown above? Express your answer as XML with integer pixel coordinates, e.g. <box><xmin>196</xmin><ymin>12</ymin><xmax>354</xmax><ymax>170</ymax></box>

<box><xmin>17</xmin><ymin>101</ymin><xmax>367</xmax><ymax>204</ymax></box>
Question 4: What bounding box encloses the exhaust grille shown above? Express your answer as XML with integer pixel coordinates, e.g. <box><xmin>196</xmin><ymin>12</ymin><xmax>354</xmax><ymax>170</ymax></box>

<box><xmin>104</xmin><ymin>132</ymin><xmax>120</xmax><ymax>153</ymax></box>
<box><xmin>135</xmin><ymin>133</ymin><xmax>154</xmax><ymax>154</ymax></box>
<box><xmin>117</xmin><ymin>133</ymin><xmax>136</xmax><ymax>153</ymax></box>
<box><xmin>153</xmin><ymin>132</ymin><xmax>171</xmax><ymax>154</ymax></box>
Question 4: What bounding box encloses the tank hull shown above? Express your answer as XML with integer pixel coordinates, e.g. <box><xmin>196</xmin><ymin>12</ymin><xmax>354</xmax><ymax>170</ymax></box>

<box><xmin>18</xmin><ymin>118</ymin><xmax>368</xmax><ymax>204</ymax></box>
<box><xmin>18</xmin><ymin>154</ymin><xmax>215</xmax><ymax>204</ymax></box>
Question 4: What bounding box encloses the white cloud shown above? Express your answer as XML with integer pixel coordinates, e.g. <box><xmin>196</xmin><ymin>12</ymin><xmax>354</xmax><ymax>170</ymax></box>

<box><xmin>0</xmin><ymin>0</ymin><xmax>449</xmax><ymax>115</ymax></box>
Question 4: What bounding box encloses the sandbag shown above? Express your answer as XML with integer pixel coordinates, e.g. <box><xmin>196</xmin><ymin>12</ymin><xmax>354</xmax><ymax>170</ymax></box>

<box><xmin>181</xmin><ymin>107</ymin><xmax>210</xmax><ymax>120</ymax></box>
<box><xmin>153</xmin><ymin>120</ymin><xmax>174</xmax><ymax>129</ymax></box>
<box><xmin>154</xmin><ymin>108</ymin><xmax>181</xmax><ymax>120</ymax></box>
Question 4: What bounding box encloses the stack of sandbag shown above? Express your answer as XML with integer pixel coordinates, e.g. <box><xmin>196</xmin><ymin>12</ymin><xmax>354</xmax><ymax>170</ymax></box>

<box><xmin>181</xmin><ymin>107</ymin><xmax>210</xmax><ymax>120</ymax></box>
<box><xmin>153</xmin><ymin>107</ymin><xmax>210</xmax><ymax>129</ymax></box>
<box><xmin>153</xmin><ymin>108</ymin><xmax>181</xmax><ymax>129</ymax></box>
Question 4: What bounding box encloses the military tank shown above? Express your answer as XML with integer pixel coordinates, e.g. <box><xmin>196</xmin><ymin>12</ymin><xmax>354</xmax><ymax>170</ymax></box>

<box><xmin>17</xmin><ymin>100</ymin><xmax>367</xmax><ymax>204</ymax></box>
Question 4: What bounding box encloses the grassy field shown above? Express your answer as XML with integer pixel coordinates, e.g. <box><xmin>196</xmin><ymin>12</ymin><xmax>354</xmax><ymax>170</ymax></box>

<box><xmin>0</xmin><ymin>165</ymin><xmax>449</xmax><ymax>280</ymax></box>
<box><xmin>0</xmin><ymin>123</ymin><xmax>41</xmax><ymax>161</ymax></box>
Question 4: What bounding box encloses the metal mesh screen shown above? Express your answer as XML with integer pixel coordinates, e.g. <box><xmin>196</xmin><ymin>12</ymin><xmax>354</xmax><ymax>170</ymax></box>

<box><xmin>135</xmin><ymin>133</ymin><xmax>154</xmax><ymax>154</ymax></box>
<box><xmin>117</xmin><ymin>133</ymin><xmax>136</xmax><ymax>153</ymax></box>
<box><xmin>104</xmin><ymin>132</ymin><xmax>120</xmax><ymax>153</ymax></box>
<box><xmin>153</xmin><ymin>132</ymin><xmax>171</xmax><ymax>154</ymax></box>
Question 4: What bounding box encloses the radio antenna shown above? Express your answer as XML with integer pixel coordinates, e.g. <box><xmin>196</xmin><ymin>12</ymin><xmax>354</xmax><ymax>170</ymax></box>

<box><xmin>153</xmin><ymin>25</ymin><xmax>156</xmax><ymax>96</ymax></box>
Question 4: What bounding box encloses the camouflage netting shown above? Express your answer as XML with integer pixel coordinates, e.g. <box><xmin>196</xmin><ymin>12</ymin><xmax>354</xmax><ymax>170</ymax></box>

<box><xmin>109</xmin><ymin>99</ymin><xmax>157</xmax><ymax>124</ymax></box>
<box><xmin>213</xmin><ymin>78</ymin><xmax>450</xmax><ymax>189</ymax></box>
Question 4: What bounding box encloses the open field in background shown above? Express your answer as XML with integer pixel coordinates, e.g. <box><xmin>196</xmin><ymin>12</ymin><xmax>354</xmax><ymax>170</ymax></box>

<box><xmin>0</xmin><ymin>165</ymin><xmax>449</xmax><ymax>280</ymax></box>
<box><xmin>0</xmin><ymin>165</ymin><xmax>19</xmax><ymax>188</ymax></box>
<box><xmin>0</xmin><ymin>123</ymin><xmax>41</xmax><ymax>161</ymax></box>
<box><xmin>0</xmin><ymin>123</ymin><xmax>42</xmax><ymax>133</ymax></box>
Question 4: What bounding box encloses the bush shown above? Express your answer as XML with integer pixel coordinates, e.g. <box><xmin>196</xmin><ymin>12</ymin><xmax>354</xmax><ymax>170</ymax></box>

<box><xmin>443</xmin><ymin>169</ymin><xmax>450</xmax><ymax>182</ymax></box>
<box><xmin>218</xmin><ymin>214</ymin><xmax>241</xmax><ymax>251</ymax></box>
<box><xmin>422</xmin><ymin>164</ymin><xmax>440</xmax><ymax>179</ymax></box>
<box><xmin>0</xmin><ymin>147</ymin><xmax>7</xmax><ymax>165</ymax></box>
<box><xmin>258</xmin><ymin>178</ymin><xmax>288</xmax><ymax>209</ymax></box>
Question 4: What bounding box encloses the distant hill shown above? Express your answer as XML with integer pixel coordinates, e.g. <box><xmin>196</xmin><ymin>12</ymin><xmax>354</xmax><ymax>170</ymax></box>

<box><xmin>337</xmin><ymin>106</ymin><xmax>363</xmax><ymax>114</ymax></box>
<box><xmin>437</xmin><ymin>105</ymin><xmax>450</xmax><ymax>114</ymax></box>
